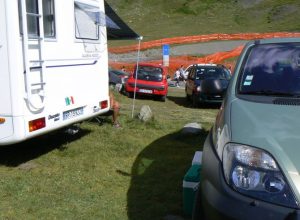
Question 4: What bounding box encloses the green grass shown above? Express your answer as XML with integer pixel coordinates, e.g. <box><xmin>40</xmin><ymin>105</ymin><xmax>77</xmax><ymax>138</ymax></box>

<box><xmin>107</xmin><ymin>0</ymin><xmax>300</xmax><ymax>46</ymax></box>
<box><xmin>0</xmin><ymin>88</ymin><xmax>219</xmax><ymax>219</ymax></box>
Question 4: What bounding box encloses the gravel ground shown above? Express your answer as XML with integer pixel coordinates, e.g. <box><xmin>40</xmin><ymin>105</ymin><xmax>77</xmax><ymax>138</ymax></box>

<box><xmin>109</xmin><ymin>40</ymin><xmax>248</xmax><ymax>63</ymax></box>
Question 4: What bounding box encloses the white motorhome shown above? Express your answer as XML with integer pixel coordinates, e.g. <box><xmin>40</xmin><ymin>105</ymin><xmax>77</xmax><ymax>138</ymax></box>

<box><xmin>0</xmin><ymin>0</ymin><xmax>113</xmax><ymax>145</ymax></box>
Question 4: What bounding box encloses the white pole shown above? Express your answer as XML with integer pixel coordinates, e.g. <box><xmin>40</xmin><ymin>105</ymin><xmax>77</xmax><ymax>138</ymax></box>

<box><xmin>131</xmin><ymin>36</ymin><xmax>143</xmax><ymax>118</ymax></box>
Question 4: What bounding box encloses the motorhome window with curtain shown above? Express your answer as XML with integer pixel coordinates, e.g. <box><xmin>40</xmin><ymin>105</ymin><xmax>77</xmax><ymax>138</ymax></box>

<box><xmin>74</xmin><ymin>1</ymin><xmax>100</xmax><ymax>40</ymax></box>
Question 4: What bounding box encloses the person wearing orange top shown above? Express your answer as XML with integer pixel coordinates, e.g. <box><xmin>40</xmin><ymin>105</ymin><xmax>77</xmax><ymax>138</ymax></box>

<box><xmin>109</xmin><ymin>92</ymin><xmax>121</xmax><ymax>128</ymax></box>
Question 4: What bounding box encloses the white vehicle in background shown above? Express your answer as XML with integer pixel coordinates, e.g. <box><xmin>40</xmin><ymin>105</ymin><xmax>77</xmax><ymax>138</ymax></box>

<box><xmin>0</xmin><ymin>0</ymin><xmax>112</xmax><ymax>145</ymax></box>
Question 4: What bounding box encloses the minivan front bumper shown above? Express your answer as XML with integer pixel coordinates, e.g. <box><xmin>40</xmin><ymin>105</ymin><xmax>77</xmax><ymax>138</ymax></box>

<box><xmin>198</xmin><ymin>133</ymin><xmax>300</xmax><ymax>220</ymax></box>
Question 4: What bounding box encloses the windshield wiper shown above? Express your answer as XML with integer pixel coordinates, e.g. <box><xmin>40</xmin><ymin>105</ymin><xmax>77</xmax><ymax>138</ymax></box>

<box><xmin>239</xmin><ymin>90</ymin><xmax>296</xmax><ymax>97</ymax></box>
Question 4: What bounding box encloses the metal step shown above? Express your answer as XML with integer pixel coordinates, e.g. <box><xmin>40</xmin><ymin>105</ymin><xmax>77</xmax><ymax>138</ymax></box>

<box><xmin>28</xmin><ymin>37</ymin><xmax>44</xmax><ymax>41</ymax></box>
<box><xmin>30</xmin><ymin>60</ymin><xmax>45</xmax><ymax>63</ymax></box>
<box><xmin>31</xmin><ymin>82</ymin><xmax>46</xmax><ymax>86</ymax></box>
<box><xmin>27</xmin><ymin>12</ymin><xmax>42</xmax><ymax>17</ymax></box>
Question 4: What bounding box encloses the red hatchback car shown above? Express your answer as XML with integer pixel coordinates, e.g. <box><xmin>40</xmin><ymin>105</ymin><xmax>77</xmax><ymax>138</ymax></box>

<box><xmin>125</xmin><ymin>63</ymin><xmax>168</xmax><ymax>101</ymax></box>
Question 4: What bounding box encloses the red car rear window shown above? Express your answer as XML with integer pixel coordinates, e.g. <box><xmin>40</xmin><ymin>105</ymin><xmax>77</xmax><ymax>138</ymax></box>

<box><xmin>134</xmin><ymin>66</ymin><xmax>163</xmax><ymax>82</ymax></box>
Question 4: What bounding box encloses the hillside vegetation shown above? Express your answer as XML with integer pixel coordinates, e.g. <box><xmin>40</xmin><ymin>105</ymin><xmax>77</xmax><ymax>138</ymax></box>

<box><xmin>106</xmin><ymin>0</ymin><xmax>300</xmax><ymax>41</ymax></box>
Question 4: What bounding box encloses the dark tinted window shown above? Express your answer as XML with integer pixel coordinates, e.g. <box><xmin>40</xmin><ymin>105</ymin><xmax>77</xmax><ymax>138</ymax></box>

<box><xmin>238</xmin><ymin>43</ymin><xmax>300</xmax><ymax>96</ymax></box>
<box><xmin>134</xmin><ymin>66</ymin><xmax>163</xmax><ymax>82</ymax></box>
<box><xmin>196</xmin><ymin>66</ymin><xmax>231</xmax><ymax>80</ymax></box>
<box><xmin>43</xmin><ymin>0</ymin><xmax>55</xmax><ymax>37</ymax></box>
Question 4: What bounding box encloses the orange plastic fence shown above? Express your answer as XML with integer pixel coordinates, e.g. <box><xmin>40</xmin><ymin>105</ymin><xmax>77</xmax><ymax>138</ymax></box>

<box><xmin>109</xmin><ymin>32</ymin><xmax>300</xmax><ymax>54</ymax></box>
<box><xmin>109</xmin><ymin>32</ymin><xmax>300</xmax><ymax>74</ymax></box>
<box><xmin>109</xmin><ymin>45</ymin><xmax>244</xmax><ymax>74</ymax></box>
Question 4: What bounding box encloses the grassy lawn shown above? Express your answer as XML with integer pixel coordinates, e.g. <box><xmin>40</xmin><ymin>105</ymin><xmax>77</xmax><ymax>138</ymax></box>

<box><xmin>0</xmin><ymin>87</ymin><xmax>219</xmax><ymax>220</ymax></box>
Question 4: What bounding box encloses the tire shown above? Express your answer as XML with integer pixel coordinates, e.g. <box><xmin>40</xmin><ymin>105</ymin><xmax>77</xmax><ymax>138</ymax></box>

<box><xmin>192</xmin><ymin>188</ymin><xmax>205</xmax><ymax>220</ymax></box>
<box><xmin>127</xmin><ymin>92</ymin><xmax>133</xmax><ymax>98</ymax></box>
<box><xmin>160</xmin><ymin>95</ymin><xmax>166</xmax><ymax>102</ymax></box>
<box><xmin>192</xmin><ymin>93</ymin><xmax>198</xmax><ymax>108</ymax></box>
<box><xmin>186</xmin><ymin>94</ymin><xmax>190</xmax><ymax>101</ymax></box>
<box><xmin>186</xmin><ymin>93</ymin><xmax>191</xmax><ymax>101</ymax></box>
<box><xmin>186</xmin><ymin>87</ymin><xmax>191</xmax><ymax>101</ymax></box>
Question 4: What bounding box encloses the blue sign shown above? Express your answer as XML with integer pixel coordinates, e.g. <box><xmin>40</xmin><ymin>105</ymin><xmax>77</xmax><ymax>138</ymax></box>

<box><xmin>163</xmin><ymin>44</ymin><xmax>170</xmax><ymax>56</ymax></box>
<box><xmin>162</xmin><ymin>44</ymin><xmax>170</xmax><ymax>66</ymax></box>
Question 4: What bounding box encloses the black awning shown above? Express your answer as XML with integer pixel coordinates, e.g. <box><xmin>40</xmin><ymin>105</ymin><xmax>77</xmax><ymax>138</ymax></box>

<box><xmin>105</xmin><ymin>1</ymin><xmax>140</xmax><ymax>40</ymax></box>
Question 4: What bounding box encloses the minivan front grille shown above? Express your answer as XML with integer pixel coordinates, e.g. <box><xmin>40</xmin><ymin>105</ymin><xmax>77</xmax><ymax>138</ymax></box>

<box><xmin>273</xmin><ymin>98</ymin><xmax>300</xmax><ymax>106</ymax></box>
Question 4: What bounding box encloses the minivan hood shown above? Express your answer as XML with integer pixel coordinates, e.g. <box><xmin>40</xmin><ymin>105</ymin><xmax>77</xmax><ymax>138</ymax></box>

<box><xmin>230</xmin><ymin>98</ymin><xmax>300</xmax><ymax>199</ymax></box>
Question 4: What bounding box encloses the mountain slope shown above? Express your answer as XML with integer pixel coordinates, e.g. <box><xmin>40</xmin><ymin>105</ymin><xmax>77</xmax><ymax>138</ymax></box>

<box><xmin>106</xmin><ymin>0</ymin><xmax>300</xmax><ymax>41</ymax></box>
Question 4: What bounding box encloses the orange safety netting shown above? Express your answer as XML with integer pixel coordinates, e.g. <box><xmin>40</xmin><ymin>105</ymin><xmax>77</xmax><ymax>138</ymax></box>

<box><xmin>109</xmin><ymin>32</ymin><xmax>300</xmax><ymax>54</ymax></box>
<box><xmin>109</xmin><ymin>45</ymin><xmax>244</xmax><ymax>74</ymax></box>
<box><xmin>109</xmin><ymin>32</ymin><xmax>300</xmax><ymax>74</ymax></box>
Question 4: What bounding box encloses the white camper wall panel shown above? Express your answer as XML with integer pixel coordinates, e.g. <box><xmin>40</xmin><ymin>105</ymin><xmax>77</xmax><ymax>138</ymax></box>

<box><xmin>0</xmin><ymin>0</ymin><xmax>14</xmax><ymax>140</ymax></box>
<box><xmin>0</xmin><ymin>0</ymin><xmax>25</xmax><ymax>142</ymax></box>
<box><xmin>0</xmin><ymin>0</ymin><xmax>12</xmax><ymax>115</ymax></box>
<box><xmin>7</xmin><ymin>0</ymin><xmax>27</xmax><ymax>117</ymax></box>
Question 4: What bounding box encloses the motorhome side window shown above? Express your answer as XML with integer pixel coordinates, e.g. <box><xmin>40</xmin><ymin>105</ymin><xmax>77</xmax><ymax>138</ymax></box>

<box><xmin>43</xmin><ymin>0</ymin><xmax>56</xmax><ymax>37</ymax></box>
<box><xmin>74</xmin><ymin>1</ymin><xmax>100</xmax><ymax>40</ymax></box>
<box><xmin>18</xmin><ymin>0</ymin><xmax>56</xmax><ymax>38</ymax></box>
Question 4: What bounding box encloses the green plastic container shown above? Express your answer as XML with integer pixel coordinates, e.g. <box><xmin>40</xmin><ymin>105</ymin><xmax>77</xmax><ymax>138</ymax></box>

<box><xmin>182</xmin><ymin>164</ymin><xmax>201</xmax><ymax>216</ymax></box>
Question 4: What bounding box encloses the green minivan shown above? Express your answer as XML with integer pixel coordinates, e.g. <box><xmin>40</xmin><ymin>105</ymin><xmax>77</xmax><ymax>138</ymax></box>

<box><xmin>193</xmin><ymin>38</ymin><xmax>300</xmax><ymax>220</ymax></box>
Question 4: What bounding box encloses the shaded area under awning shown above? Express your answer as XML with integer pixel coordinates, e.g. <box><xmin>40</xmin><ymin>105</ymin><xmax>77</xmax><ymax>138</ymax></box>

<box><xmin>105</xmin><ymin>1</ymin><xmax>140</xmax><ymax>40</ymax></box>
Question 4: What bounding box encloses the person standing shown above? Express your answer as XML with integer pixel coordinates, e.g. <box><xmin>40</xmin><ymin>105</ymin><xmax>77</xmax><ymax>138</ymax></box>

<box><xmin>179</xmin><ymin>65</ymin><xmax>185</xmax><ymax>80</ymax></box>
<box><xmin>109</xmin><ymin>92</ymin><xmax>121</xmax><ymax>128</ymax></box>
<box><xmin>174</xmin><ymin>68</ymin><xmax>180</xmax><ymax>87</ymax></box>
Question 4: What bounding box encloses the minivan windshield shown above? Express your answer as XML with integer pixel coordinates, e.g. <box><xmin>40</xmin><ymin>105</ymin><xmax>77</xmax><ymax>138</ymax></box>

<box><xmin>238</xmin><ymin>43</ymin><xmax>300</xmax><ymax>97</ymax></box>
<box><xmin>134</xmin><ymin>66</ymin><xmax>163</xmax><ymax>82</ymax></box>
<box><xmin>196</xmin><ymin>66</ymin><xmax>231</xmax><ymax>80</ymax></box>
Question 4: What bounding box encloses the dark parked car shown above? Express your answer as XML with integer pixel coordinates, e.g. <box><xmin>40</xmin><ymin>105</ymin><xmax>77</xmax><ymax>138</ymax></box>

<box><xmin>193</xmin><ymin>38</ymin><xmax>300</xmax><ymax>220</ymax></box>
<box><xmin>108</xmin><ymin>68</ymin><xmax>129</xmax><ymax>91</ymax></box>
<box><xmin>185</xmin><ymin>64</ymin><xmax>231</xmax><ymax>106</ymax></box>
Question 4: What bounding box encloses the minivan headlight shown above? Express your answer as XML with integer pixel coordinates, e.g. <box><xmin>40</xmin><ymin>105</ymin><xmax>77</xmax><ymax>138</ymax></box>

<box><xmin>223</xmin><ymin>143</ymin><xmax>298</xmax><ymax>208</ymax></box>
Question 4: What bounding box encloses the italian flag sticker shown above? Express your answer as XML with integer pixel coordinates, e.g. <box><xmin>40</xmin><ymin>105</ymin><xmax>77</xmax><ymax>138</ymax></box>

<box><xmin>65</xmin><ymin>96</ymin><xmax>74</xmax><ymax>106</ymax></box>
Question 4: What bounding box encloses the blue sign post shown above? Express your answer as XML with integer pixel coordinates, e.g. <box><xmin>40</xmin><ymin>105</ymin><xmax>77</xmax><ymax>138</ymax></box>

<box><xmin>162</xmin><ymin>44</ymin><xmax>170</xmax><ymax>67</ymax></box>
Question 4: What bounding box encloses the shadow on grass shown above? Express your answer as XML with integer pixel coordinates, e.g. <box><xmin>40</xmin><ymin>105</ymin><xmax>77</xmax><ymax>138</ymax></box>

<box><xmin>126</xmin><ymin>130</ymin><xmax>209</xmax><ymax>220</ymax></box>
<box><xmin>168</xmin><ymin>95</ymin><xmax>222</xmax><ymax>110</ymax></box>
<box><xmin>0</xmin><ymin>128</ymin><xmax>91</xmax><ymax>167</ymax></box>
<box><xmin>167</xmin><ymin>95</ymin><xmax>191</xmax><ymax>108</ymax></box>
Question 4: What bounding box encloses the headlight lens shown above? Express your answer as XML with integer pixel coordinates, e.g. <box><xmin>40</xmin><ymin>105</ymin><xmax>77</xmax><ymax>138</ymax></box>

<box><xmin>223</xmin><ymin>143</ymin><xmax>298</xmax><ymax>208</ymax></box>
<box><xmin>196</xmin><ymin>86</ymin><xmax>201</xmax><ymax>92</ymax></box>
